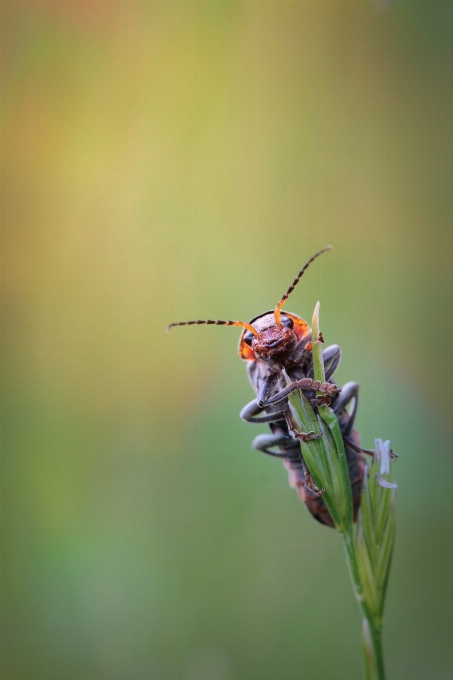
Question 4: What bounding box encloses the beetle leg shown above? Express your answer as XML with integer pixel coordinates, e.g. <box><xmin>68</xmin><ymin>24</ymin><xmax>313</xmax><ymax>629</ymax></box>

<box><xmin>301</xmin><ymin>457</ymin><xmax>325</xmax><ymax>496</ymax></box>
<box><xmin>332</xmin><ymin>383</ymin><xmax>398</xmax><ymax>460</ymax></box>
<box><xmin>298</xmin><ymin>431</ymin><xmax>323</xmax><ymax>442</ymax></box>
<box><xmin>311</xmin><ymin>394</ymin><xmax>333</xmax><ymax>407</ymax></box>
<box><xmin>256</xmin><ymin>372</ymin><xmax>279</xmax><ymax>401</ymax></box>
<box><xmin>307</xmin><ymin>344</ymin><xmax>341</xmax><ymax>381</ymax></box>
<box><xmin>292</xmin><ymin>338</ymin><xmax>312</xmax><ymax>364</ymax></box>
<box><xmin>344</xmin><ymin>436</ymin><xmax>398</xmax><ymax>460</ymax></box>
<box><xmin>253</xmin><ymin>435</ymin><xmax>325</xmax><ymax>496</ymax></box>
<box><xmin>251</xmin><ymin>433</ymin><xmax>299</xmax><ymax>459</ymax></box>
<box><xmin>284</xmin><ymin>450</ymin><xmax>325</xmax><ymax>496</ymax></box>
<box><xmin>290</xmin><ymin>429</ymin><xmax>323</xmax><ymax>442</ymax></box>
<box><xmin>285</xmin><ymin>416</ymin><xmax>324</xmax><ymax>495</ymax></box>
<box><xmin>332</xmin><ymin>381</ymin><xmax>359</xmax><ymax>437</ymax></box>
<box><xmin>240</xmin><ymin>399</ymin><xmax>288</xmax><ymax>424</ymax></box>
<box><xmin>286</xmin><ymin>413</ymin><xmax>323</xmax><ymax>443</ymax></box>
<box><xmin>343</xmin><ymin>438</ymin><xmax>373</xmax><ymax>458</ymax></box>
<box><xmin>323</xmin><ymin>345</ymin><xmax>341</xmax><ymax>381</ymax></box>
<box><xmin>258</xmin><ymin>377</ymin><xmax>340</xmax><ymax>409</ymax></box>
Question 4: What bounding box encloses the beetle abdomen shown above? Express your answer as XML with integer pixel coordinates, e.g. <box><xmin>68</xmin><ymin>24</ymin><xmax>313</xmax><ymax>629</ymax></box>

<box><xmin>277</xmin><ymin>417</ymin><xmax>365</xmax><ymax>528</ymax></box>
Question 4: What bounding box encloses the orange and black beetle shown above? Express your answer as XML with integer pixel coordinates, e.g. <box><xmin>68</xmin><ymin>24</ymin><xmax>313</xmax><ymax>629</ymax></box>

<box><xmin>167</xmin><ymin>247</ymin><xmax>366</xmax><ymax>527</ymax></box>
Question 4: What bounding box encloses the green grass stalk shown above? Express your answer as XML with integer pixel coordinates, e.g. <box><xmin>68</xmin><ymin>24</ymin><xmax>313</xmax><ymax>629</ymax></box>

<box><xmin>312</xmin><ymin>302</ymin><xmax>386</xmax><ymax>679</ymax></box>
<box><xmin>288</xmin><ymin>302</ymin><xmax>396</xmax><ymax>680</ymax></box>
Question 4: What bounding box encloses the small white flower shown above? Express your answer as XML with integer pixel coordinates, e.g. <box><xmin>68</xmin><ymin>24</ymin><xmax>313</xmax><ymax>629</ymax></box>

<box><xmin>374</xmin><ymin>474</ymin><xmax>398</xmax><ymax>489</ymax></box>
<box><xmin>374</xmin><ymin>438</ymin><xmax>398</xmax><ymax>489</ymax></box>
<box><xmin>375</xmin><ymin>438</ymin><xmax>391</xmax><ymax>475</ymax></box>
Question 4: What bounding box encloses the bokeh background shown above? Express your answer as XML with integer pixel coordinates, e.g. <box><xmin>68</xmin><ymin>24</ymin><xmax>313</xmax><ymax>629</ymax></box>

<box><xmin>2</xmin><ymin>2</ymin><xmax>453</xmax><ymax>679</ymax></box>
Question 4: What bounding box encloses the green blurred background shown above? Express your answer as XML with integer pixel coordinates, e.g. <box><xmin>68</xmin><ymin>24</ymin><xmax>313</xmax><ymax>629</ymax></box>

<box><xmin>2</xmin><ymin>2</ymin><xmax>453</xmax><ymax>679</ymax></box>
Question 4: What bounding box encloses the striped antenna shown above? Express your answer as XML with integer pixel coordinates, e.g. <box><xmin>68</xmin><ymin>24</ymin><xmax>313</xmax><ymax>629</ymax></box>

<box><xmin>166</xmin><ymin>319</ymin><xmax>259</xmax><ymax>336</ymax></box>
<box><xmin>274</xmin><ymin>246</ymin><xmax>332</xmax><ymax>326</ymax></box>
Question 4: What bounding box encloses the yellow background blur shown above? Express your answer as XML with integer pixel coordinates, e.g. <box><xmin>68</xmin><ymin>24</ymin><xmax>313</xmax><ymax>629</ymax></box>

<box><xmin>2</xmin><ymin>2</ymin><xmax>453</xmax><ymax>679</ymax></box>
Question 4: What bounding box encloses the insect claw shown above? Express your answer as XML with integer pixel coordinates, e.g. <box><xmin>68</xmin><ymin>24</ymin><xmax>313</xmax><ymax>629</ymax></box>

<box><xmin>306</xmin><ymin>480</ymin><xmax>325</xmax><ymax>496</ymax></box>
<box><xmin>311</xmin><ymin>395</ymin><xmax>332</xmax><ymax>407</ymax></box>
<box><xmin>306</xmin><ymin>431</ymin><xmax>323</xmax><ymax>442</ymax></box>
<box><xmin>295</xmin><ymin>430</ymin><xmax>323</xmax><ymax>442</ymax></box>
<box><xmin>322</xmin><ymin>383</ymin><xmax>341</xmax><ymax>395</ymax></box>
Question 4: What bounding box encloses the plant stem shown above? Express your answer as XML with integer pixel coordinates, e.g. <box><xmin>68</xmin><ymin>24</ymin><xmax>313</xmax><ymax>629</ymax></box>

<box><xmin>311</xmin><ymin>302</ymin><xmax>386</xmax><ymax>680</ymax></box>
<box><xmin>342</xmin><ymin>529</ymin><xmax>385</xmax><ymax>680</ymax></box>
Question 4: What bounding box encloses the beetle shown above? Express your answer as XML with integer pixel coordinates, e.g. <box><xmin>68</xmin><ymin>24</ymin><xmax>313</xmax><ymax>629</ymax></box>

<box><xmin>167</xmin><ymin>246</ymin><xmax>368</xmax><ymax>527</ymax></box>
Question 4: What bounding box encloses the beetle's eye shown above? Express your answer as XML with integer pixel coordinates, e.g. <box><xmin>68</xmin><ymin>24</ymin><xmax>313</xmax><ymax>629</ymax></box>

<box><xmin>282</xmin><ymin>315</ymin><xmax>294</xmax><ymax>329</ymax></box>
<box><xmin>243</xmin><ymin>331</ymin><xmax>254</xmax><ymax>346</ymax></box>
